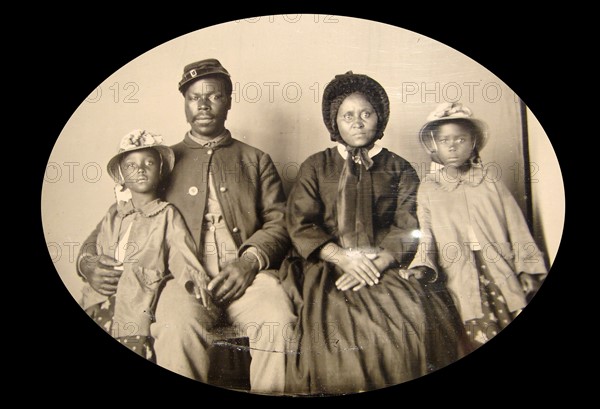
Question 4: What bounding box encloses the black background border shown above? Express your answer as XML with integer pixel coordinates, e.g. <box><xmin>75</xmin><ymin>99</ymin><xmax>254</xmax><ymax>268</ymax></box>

<box><xmin>29</xmin><ymin>4</ymin><xmax>577</xmax><ymax>403</ymax></box>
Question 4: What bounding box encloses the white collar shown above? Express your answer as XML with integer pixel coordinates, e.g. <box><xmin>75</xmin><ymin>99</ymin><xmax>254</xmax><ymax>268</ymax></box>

<box><xmin>336</xmin><ymin>143</ymin><xmax>383</xmax><ymax>159</ymax></box>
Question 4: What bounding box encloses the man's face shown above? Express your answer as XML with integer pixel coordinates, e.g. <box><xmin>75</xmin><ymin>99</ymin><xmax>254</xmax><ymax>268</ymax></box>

<box><xmin>184</xmin><ymin>76</ymin><xmax>231</xmax><ymax>139</ymax></box>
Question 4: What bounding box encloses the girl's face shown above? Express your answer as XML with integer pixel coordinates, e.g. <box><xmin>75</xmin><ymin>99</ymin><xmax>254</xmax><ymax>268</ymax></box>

<box><xmin>120</xmin><ymin>149</ymin><xmax>161</xmax><ymax>194</ymax></box>
<box><xmin>434</xmin><ymin>123</ymin><xmax>475</xmax><ymax>167</ymax></box>
<box><xmin>336</xmin><ymin>93</ymin><xmax>379</xmax><ymax>148</ymax></box>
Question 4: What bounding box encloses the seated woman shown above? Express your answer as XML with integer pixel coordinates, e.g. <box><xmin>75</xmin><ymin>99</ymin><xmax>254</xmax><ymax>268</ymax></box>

<box><xmin>279</xmin><ymin>72</ymin><xmax>471</xmax><ymax>395</ymax></box>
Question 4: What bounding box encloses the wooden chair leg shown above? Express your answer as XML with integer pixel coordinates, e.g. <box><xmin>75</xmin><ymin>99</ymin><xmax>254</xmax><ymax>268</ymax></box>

<box><xmin>207</xmin><ymin>325</ymin><xmax>252</xmax><ymax>390</ymax></box>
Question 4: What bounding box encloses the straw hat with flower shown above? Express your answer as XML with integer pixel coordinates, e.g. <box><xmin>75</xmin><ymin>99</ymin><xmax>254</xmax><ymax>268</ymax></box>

<box><xmin>107</xmin><ymin>129</ymin><xmax>175</xmax><ymax>184</ymax></box>
<box><xmin>419</xmin><ymin>102</ymin><xmax>489</xmax><ymax>160</ymax></box>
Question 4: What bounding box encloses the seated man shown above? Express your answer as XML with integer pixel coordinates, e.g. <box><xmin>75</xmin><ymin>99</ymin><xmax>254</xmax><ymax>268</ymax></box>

<box><xmin>78</xmin><ymin>58</ymin><xmax>296</xmax><ymax>395</ymax></box>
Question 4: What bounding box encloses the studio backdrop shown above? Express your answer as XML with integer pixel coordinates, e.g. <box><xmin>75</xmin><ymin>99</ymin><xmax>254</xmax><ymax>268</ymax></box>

<box><xmin>42</xmin><ymin>15</ymin><xmax>563</xmax><ymax>307</ymax></box>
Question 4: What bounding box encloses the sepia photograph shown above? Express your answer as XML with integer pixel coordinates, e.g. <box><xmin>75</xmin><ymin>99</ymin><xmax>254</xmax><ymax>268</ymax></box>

<box><xmin>40</xmin><ymin>14</ymin><xmax>565</xmax><ymax>398</ymax></box>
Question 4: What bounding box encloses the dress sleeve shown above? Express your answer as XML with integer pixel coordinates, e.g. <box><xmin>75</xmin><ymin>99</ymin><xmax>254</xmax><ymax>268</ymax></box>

<box><xmin>76</xmin><ymin>204</ymin><xmax>117</xmax><ymax>278</ymax></box>
<box><xmin>496</xmin><ymin>181</ymin><xmax>548</xmax><ymax>275</ymax></box>
<box><xmin>409</xmin><ymin>183</ymin><xmax>441</xmax><ymax>274</ymax></box>
<box><xmin>286</xmin><ymin>158</ymin><xmax>336</xmax><ymax>260</ymax></box>
<box><xmin>378</xmin><ymin>162</ymin><xmax>421</xmax><ymax>266</ymax></box>
<box><xmin>164</xmin><ymin>206</ymin><xmax>211</xmax><ymax>291</ymax></box>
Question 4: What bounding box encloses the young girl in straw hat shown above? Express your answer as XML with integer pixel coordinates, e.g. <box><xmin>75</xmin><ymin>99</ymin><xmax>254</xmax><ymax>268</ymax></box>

<box><xmin>79</xmin><ymin>129</ymin><xmax>214</xmax><ymax>359</ymax></box>
<box><xmin>401</xmin><ymin>103</ymin><xmax>547</xmax><ymax>347</ymax></box>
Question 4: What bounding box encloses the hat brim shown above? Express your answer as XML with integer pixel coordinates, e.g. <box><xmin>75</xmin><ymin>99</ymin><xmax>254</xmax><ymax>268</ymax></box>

<box><xmin>419</xmin><ymin>117</ymin><xmax>489</xmax><ymax>155</ymax></box>
<box><xmin>107</xmin><ymin>145</ymin><xmax>175</xmax><ymax>184</ymax></box>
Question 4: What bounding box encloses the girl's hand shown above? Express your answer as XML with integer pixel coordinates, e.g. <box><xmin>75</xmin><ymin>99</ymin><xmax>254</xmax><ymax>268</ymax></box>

<box><xmin>519</xmin><ymin>273</ymin><xmax>546</xmax><ymax>300</ymax></box>
<box><xmin>80</xmin><ymin>254</ymin><xmax>124</xmax><ymax>296</ymax></box>
<box><xmin>398</xmin><ymin>266</ymin><xmax>437</xmax><ymax>282</ymax></box>
<box><xmin>398</xmin><ymin>268</ymin><xmax>423</xmax><ymax>280</ymax></box>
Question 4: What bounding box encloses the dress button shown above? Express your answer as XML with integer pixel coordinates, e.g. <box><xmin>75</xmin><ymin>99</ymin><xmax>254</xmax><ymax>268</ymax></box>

<box><xmin>232</xmin><ymin>227</ymin><xmax>239</xmax><ymax>233</ymax></box>
<box><xmin>188</xmin><ymin>186</ymin><xmax>198</xmax><ymax>196</ymax></box>
<box><xmin>219</xmin><ymin>186</ymin><xmax>227</xmax><ymax>192</ymax></box>
<box><xmin>209</xmin><ymin>226</ymin><xmax>216</xmax><ymax>232</ymax></box>
<box><xmin>207</xmin><ymin>149</ymin><xmax>213</xmax><ymax>155</ymax></box>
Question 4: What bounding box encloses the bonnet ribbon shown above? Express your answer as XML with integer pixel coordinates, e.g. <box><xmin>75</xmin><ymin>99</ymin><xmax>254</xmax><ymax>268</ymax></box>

<box><xmin>336</xmin><ymin>146</ymin><xmax>375</xmax><ymax>250</ymax></box>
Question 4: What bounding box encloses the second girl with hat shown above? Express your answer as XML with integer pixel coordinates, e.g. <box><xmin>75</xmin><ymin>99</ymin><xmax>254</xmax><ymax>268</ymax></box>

<box><xmin>401</xmin><ymin>102</ymin><xmax>547</xmax><ymax>348</ymax></box>
<box><xmin>279</xmin><ymin>72</ymin><xmax>470</xmax><ymax>395</ymax></box>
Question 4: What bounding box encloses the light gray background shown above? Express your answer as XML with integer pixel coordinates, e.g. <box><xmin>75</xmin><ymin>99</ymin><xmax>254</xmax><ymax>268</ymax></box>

<box><xmin>41</xmin><ymin>15</ymin><xmax>564</xmax><ymax>300</ymax></box>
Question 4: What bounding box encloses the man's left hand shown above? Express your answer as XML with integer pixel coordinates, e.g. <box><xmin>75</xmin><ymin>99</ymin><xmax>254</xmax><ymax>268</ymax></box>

<box><xmin>208</xmin><ymin>255</ymin><xmax>260</xmax><ymax>304</ymax></box>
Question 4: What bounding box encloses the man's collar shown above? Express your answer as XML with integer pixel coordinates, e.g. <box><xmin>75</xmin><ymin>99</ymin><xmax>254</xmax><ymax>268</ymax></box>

<box><xmin>184</xmin><ymin>129</ymin><xmax>233</xmax><ymax>149</ymax></box>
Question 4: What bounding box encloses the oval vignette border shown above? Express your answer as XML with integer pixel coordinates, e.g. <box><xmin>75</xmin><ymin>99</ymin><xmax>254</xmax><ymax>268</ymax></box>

<box><xmin>38</xmin><ymin>12</ymin><xmax>569</xmax><ymax>399</ymax></box>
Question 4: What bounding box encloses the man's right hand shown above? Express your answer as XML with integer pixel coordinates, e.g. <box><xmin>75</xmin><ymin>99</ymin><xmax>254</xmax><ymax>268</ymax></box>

<box><xmin>80</xmin><ymin>254</ymin><xmax>123</xmax><ymax>296</ymax></box>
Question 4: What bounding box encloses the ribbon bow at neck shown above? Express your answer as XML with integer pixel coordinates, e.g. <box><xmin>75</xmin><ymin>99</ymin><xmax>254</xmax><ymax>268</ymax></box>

<box><xmin>336</xmin><ymin>144</ymin><xmax>376</xmax><ymax>249</ymax></box>
<box><xmin>345</xmin><ymin>145</ymin><xmax>374</xmax><ymax>175</ymax></box>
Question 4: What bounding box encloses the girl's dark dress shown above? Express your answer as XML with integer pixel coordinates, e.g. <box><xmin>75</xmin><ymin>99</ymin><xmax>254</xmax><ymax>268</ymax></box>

<box><xmin>279</xmin><ymin>146</ymin><xmax>470</xmax><ymax>395</ymax></box>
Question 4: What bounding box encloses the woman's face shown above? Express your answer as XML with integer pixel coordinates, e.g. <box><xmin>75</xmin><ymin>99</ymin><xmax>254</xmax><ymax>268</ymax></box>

<box><xmin>120</xmin><ymin>149</ymin><xmax>161</xmax><ymax>194</ymax></box>
<box><xmin>336</xmin><ymin>93</ymin><xmax>379</xmax><ymax>148</ymax></box>
<box><xmin>434</xmin><ymin>123</ymin><xmax>475</xmax><ymax>167</ymax></box>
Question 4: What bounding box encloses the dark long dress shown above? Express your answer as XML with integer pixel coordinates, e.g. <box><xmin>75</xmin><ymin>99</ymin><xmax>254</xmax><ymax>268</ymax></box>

<box><xmin>279</xmin><ymin>146</ymin><xmax>470</xmax><ymax>395</ymax></box>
